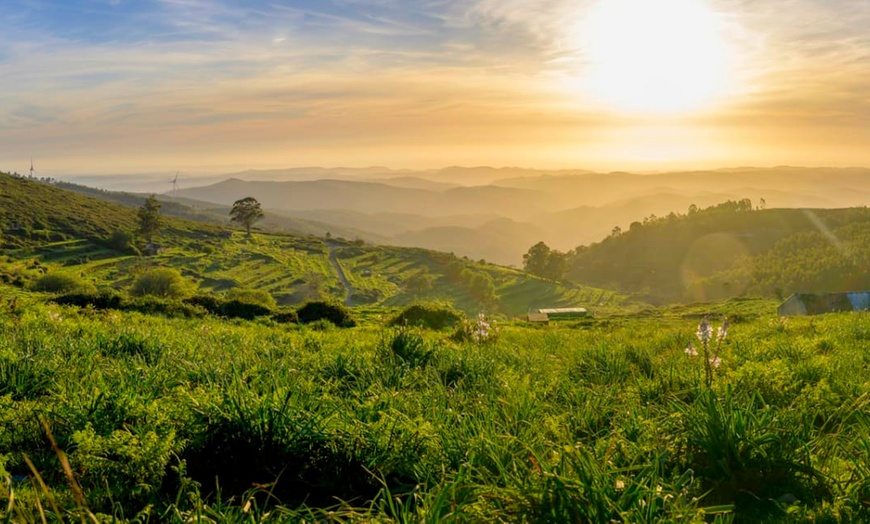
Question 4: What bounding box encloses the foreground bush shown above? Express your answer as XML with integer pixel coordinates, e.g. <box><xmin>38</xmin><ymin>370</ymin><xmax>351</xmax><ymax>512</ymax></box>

<box><xmin>31</xmin><ymin>272</ymin><xmax>93</xmax><ymax>294</ymax></box>
<box><xmin>53</xmin><ymin>290</ymin><xmax>124</xmax><ymax>310</ymax></box>
<box><xmin>226</xmin><ymin>288</ymin><xmax>277</xmax><ymax>309</ymax></box>
<box><xmin>296</xmin><ymin>301</ymin><xmax>356</xmax><ymax>327</ymax></box>
<box><xmin>184</xmin><ymin>294</ymin><xmax>273</xmax><ymax>320</ymax></box>
<box><xmin>130</xmin><ymin>267</ymin><xmax>191</xmax><ymax>299</ymax></box>
<box><xmin>390</xmin><ymin>302</ymin><xmax>463</xmax><ymax>330</ymax></box>
<box><xmin>220</xmin><ymin>300</ymin><xmax>272</xmax><ymax>320</ymax></box>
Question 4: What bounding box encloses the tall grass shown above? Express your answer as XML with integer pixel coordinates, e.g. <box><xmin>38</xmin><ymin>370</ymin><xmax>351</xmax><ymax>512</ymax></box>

<box><xmin>1</xmin><ymin>298</ymin><xmax>869</xmax><ymax>521</ymax></box>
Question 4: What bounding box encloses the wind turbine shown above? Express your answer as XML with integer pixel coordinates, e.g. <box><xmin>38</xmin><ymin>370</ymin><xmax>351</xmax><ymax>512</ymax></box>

<box><xmin>169</xmin><ymin>172</ymin><xmax>179</xmax><ymax>193</ymax></box>
<box><xmin>29</xmin><ymin>158</ymin><xmax>35</xmax><ymax>178</ymax></box>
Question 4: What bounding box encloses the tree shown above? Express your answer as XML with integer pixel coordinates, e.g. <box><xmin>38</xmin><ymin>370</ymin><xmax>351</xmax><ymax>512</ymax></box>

<box><xmin>543</xmin><ymin>250</ymin><xmax>568</xmax><ymax>281</ymax></box>
<box><xmin>137</xmin><ymin>195</ymin><xmax>162</xmax><ymax>243</ymax></box>
<box><xmin>523</xmin><ymin>241</ymin><xmax>568</xmax><ymax>281</ymax></box>
<box><xmin>405</xmin><ymin>269</ymin><xmax>435</xmax><ymax>296</ymax></box>
<box><xmin>523</xmin><ymin>241</ymin><xmax>552</xmax><ymax>277</ymax></box>
<box><xmin>230</xmin><ymin>197</ymin><xmax>264</xmax><ymax>236</ymax></box>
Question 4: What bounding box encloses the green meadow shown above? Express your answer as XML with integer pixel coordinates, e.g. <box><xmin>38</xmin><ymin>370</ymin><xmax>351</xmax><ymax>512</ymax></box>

<box><xmin>1</xmin><ymin>294</ymin><xmax>869</xmax><ymax>522</ymax></box>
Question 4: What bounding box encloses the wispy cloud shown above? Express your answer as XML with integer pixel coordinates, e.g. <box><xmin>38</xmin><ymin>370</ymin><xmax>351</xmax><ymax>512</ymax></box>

<box><xmin>0</xmin><ymin>0</ymin><xmax>868</xmax><ymax>173</ymax></box>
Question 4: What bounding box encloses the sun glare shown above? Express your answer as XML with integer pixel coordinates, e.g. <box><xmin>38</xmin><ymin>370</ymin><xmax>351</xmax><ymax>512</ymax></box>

<box><xmin>579</xmin><ymin>0</ymin><xmax>732</xmax><ymax>114</ymax></box>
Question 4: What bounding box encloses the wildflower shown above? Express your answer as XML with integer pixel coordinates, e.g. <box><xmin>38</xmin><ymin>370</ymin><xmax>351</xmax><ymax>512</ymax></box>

<box><xmin>709</xmin><ymin>356</ymin><xmax>721</xmax><ymax>369</ymax></box>
<box><xmin>48</xmin><ymin>311</ymin><xmax>63</xmax><ymax>323</ymax></box>
<box><xmin>615</xmin><ymin>479</ymin><xmax>625</xmax><ymax>490</ymax></box>
<box><xmin>473</xmin><ymin>312</ymin><xmax>492</xmax><ymax>341</ymax></box>
<box><xmin>717</xmin><ymin>319</ymin><xmax>730</xmax><ymax>342</ymax></box>
<box><xmin>684</xmin><ymin>343</ymin><xmax>698</xmax><ymax>357</ymax></box>
<box><xmin>696</xmin><ymin>319</ymin><xmax>712</xmax><ymax>344</ymax></box>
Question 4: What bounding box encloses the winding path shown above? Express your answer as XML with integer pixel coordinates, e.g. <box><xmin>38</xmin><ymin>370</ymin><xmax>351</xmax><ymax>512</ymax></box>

<box><xmin>325</xmin><ymin>240</ymin><xmax>354</xmax><ymax>306</ymax></box>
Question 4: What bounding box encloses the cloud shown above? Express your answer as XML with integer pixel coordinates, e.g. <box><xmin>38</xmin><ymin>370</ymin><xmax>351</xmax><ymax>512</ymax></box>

<box><xmin>0</xmin><ymin>0</ymin><xmax>868</xmax><ymax>173</ymax></box>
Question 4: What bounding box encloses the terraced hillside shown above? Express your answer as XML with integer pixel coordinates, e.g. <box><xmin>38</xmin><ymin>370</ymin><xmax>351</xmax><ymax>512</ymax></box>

<box><xmin>1</xmin><ymin>172</ymin><xmax>632</xmax><ymax>316</ymax></box>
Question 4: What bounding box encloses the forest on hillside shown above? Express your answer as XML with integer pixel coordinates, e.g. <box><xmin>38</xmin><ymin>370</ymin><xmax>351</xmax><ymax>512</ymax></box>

<box><xmin>558</xmin><ymin>201</ymin><xmax>870</xmax><ymax>303</ymax></box>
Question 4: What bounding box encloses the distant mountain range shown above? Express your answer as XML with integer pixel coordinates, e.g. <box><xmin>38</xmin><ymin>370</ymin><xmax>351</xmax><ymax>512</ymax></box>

<box><xmin>167</xmin><ymin>166</ymin><xmax>870</xmax><ymax>265</ymax></box>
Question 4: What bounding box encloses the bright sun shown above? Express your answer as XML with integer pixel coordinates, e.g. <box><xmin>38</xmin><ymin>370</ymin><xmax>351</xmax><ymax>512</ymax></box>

<box><xmin>580</xmin><ymin>0</ymin><xmax>732</xmax><ymax>114</ymax></box>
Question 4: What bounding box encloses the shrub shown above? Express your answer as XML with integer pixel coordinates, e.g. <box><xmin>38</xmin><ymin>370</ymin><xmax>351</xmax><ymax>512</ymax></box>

<box><xmin>391</xmin><ymin>303</ymin><xmax>463</xmax><ymax>330</ymax></box>
<box><xmin>271</xmin><ymin>310</ymin><xmax>299</xmax><ymax>324</ymax></box>
<box><xmin>31</xmin><ymin>272</ymin><xmax>93</xmax><ymax>294</ymax></box>
<box><xmin>184</xmin><ymin>294</ymin><xmax>223</xmax><ymax>315</ymax></box>
<box><xmin>54</xmin><ymin>290</ymin><xmax>124</xmax><ymax>310</ymax></box>
<box><xmin>130</xmin><ymin>267</ymin><xmax>191</xmax><ymax>299</ymax></box>
<box><xmin>220</xmin><ymin>300</ymin><xmax>272</xmax><ymax>320</ymax></box>
<box><xmin>226</xmin><ymin>288</ymin><xmax>277</xmax><ymax>309</ymax></box>
<box><xmin>105</xmin><ymin>230</ymin><xmax>134</xmax><ymax>253</ymax></box>
<box><xmin>184</xmin><ymin>294</ymin><xmax>272</xmax><ymax>320</ymax></box>
<box><xmin>124</xmin><ymin>296</ymin><xmax>205</xmax><ymax>318</ymax></box>
<box><xmin>297</xmin><ymin>301</ymin><xmax>356</xmax><ymax>328</ymax></box>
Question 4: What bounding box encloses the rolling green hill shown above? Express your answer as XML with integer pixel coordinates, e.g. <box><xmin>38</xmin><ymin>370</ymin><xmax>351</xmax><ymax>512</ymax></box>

<box><xmin>0</xmin><ymin>171</ymin><xmax>630</xmax><ymax>316</ymax></box>
<box><xmin>565</xmin><ymin>200</ymin><xmax>870</xmax><ymax>303</ymax></box>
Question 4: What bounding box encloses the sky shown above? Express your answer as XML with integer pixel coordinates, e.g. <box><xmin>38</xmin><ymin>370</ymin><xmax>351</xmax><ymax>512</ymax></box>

<box><xmin>1</xmin><ymin>0</ymin><xmax>869</xmax><ymax>176</ymax></box>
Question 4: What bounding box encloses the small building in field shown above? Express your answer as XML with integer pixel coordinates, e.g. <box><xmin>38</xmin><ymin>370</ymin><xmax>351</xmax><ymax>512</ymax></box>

<box><xmin>527</xmin><ymin>307</ymin><xmax>588</xmax><ymax>322</ymax></box>
<box><xmin>778</xmin><ymin>292</ymin><xmax>870</xmax><ymax>316</ymax></box>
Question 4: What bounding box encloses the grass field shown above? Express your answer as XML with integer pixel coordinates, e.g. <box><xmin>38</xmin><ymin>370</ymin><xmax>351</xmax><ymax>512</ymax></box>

<box><xmin>1</xmin><ymin>292</ymin><xmax>868</xmax><ymax>522</ymax></box>
<box><xmin>5</xmin><ymin>234</ymin><xmax>631</xmax><ymax>317</ymax></box>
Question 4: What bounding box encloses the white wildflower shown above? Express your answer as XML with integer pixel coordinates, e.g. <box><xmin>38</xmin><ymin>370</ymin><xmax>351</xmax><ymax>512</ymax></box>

<box><xmin>685</xmin><ymin>343</ymin><xmax>698</xmax><ymax>357</ymax></box>
<box><xmin>709</xmin><ymin>356</ymin><xmax>721</xmax><ymax>369</ymax></box>
<box><xmin>696</xmin><ymin>319</ymin><xmax>712</xmax><ymax>344</ymax></box>
<box><xmin>717</xmin><ymin>319</ymin><xmax>730</xmax><ymax>342</ymax></box>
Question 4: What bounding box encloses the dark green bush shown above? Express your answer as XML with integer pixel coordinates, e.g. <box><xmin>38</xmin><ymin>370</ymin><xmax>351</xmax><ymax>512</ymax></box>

<box><xmin>184</xmin><ymin>294</ymin><xmax>223</xmax><ymax>315</ymax></box>
<box><xmin>130</xmin><ymin>267</ymin><xmax>191</xmax><ymax>299</ymax></box>
<box><xmin>271</xmin><ymin>310</ymin><xmax>299</xmax><ymax>324</ymax></box>
<box><xmin>105</xmin><ymin>230</ymin><xmax>135</xmax><ymax>253</ymax></box>
<box><xmin>297</xmin><ymin>301</ymin><xmax>356</xmax><ymax>328</ymax></box>
<box><xmin>184</xmin><ymin>294</ymin><xmax>272</xmax><ymax>320</ymax></box>
<box><xmin>391</xmin><ymin>303</ymin><xmax>463</xmax><ymax>330</ymax></box>
<box><xmin>31</xmin><ymin>272</ymin><xmax>93</xmax><ymax>294</ymax></box>
<box><xmin>124</xmin><ymin>296</ymin><xmax>205</xmax><ymax>318</ymax></box>
<box><xmin>227</xmin><ymin>288</ymin><xmax>277</xmax><ymax>308</ymax></box>
<box><xmin>220</xmin><ymin>299</ymin><xmax>272</xmax><ymax>320</ymax></box>
<box><xmin>53</xmin><ymin>290</ymin><xmax>124</xmax><ymax>310</ymax></box>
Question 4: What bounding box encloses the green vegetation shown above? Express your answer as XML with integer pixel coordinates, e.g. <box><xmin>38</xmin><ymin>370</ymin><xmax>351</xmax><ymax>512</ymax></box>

<box><xmin>230</xmin><ymin>196</ymin><xmax>264</xmax><ymax>236</ymax></box>
<box><xmin>130</xmin><ymin>267</ymin><xmax>192</xmax><ymax>299</ymax></box>
<box><xmin>1</xmin><ymin>295</ymin><xmax>869</xmax><ymax>521</ymax></box>
<box><xmin>390</xmin><ymin>302</ymin><xmax>463</xmax><ymax>330</ymax></box>
<box><xmin>1</xmin><ymin>172</ymin><xmax>615</xmax><ymax>315</ymax></box>
<box><xmin>523</xmin><ymin>241</ymin><xmax>568</xmax><ymax>281</ymax></box>
<box><xmin>137</xmin><ymin>195</ymin><xmax>162</xmax><ymax>243</ymax></box>
<box><xmin>4</xmin><ymin>169</ymin><xmax>870</xmax><ymax>521</ymax></box>
<box><xmin>296</xmin><ymin>300</ymin><xmax>356</xmax><ymax>327</ymax></box>
<box><xmin>564</xmin><ymin>202</ymin><xmax>870</xmax><ymax>303</ymax></box>
<box><xmin>31</xmin><ymin>272</ymin><xmax>94</xmax><ymax>294</ymax></box>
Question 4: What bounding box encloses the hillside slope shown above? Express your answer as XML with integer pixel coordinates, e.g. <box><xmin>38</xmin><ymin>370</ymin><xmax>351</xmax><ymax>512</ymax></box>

<box><xmin>1</xmin><ymin>172</ymin><xmax>631</xmax><ymax>316</ymax></box>
<box><xmin>1</xmin><ymin>173</ymin><xmax>139</xmax><ymax>248</ymax></box>
<box><xmin>566</xmin><ymin>201</ymin><xmax>870</xmax><ymax>303</ymax></box>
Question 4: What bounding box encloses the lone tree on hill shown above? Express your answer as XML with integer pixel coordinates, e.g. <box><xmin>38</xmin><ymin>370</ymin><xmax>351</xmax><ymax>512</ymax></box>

<box><xmin>137</xmin><ymin>195</ymin><xmax>162</xmax><ymax>243</ymax></box>
<box><xmin>523</xmin><ymin>241</ymin><xmax>567</xmax><ymax>281</ymax></box>
<box><xmin>230</xmin><ymin>196</ymin><xmax>264</xmax><ymax>237</ymax></box>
